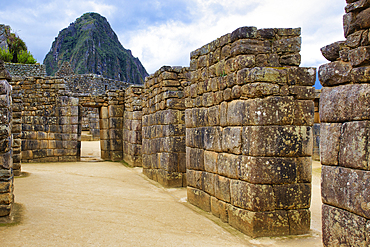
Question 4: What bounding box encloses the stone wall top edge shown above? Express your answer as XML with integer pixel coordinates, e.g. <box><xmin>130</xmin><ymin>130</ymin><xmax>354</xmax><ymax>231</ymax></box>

<box><xmin>146</xmin><ymin>66</ymin><xmax>190</xmax><ymax>80</ymax></box>
<box><xmin>190</xmin><ymin>26</ymin><xmax>302</xmax><ymax>59</ymax></box>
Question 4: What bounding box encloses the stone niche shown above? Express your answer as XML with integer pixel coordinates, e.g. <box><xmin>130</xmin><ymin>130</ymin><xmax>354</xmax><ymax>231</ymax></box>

<box><xmin>185</xmin><ymin>26</ymin><xmax>315</xmax><ymax>238</ymax></box>
<box><xmin>142</xmin><ymin>66</ymin><xmax>189</xmax><ymax>187</ymax></box>
<box><xmin>319</xmin><ymin>0</ymin><xmax>370</xmax><ymax>246</ymax></box>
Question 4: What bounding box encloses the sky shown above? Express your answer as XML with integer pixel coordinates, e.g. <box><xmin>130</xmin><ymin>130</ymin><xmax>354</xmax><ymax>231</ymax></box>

<box><xmin>0</xmin><ymin>0</ymin><xmax>347</xmax><ymax>88</ymax></box>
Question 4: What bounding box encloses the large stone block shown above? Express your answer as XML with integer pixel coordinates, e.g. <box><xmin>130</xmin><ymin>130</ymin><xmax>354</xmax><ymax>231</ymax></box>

<box><xmin>320</xmin><ymin>123</ymin><xmax>342</xmax><ymax>166</ymax></box>
<box><xmin>238</xmin><ymin>156</ymin><xmax>297</xmax><ymax>184</ymax></box>
<box><xmin>242</xmin><ymin>126</ymin><xmax>312</xmax><ymax>157</ymax></box>
<box><xmin>187</xmin><ymin>187</ymin><xmax>211</xmax><ymax>212</ymax></box>
<box><xmin>322</xmin><ymin>204</ymin><xmax>368</xmax><ymax>247</ymax></box>
<box><xmin>217</xmin><ymin>153</ymin><xmax>240</xmax><ymax>179</ymax></box>
<box><xmin>339</xmin><ymin>121</ymin><xmax>370</xmax><ymax>170</ymax></box>
<box><xmin>230</xmin><ymin>180</ymin><xmax>275</xmax><ymax>211</ymax></box>
<box><xmin>322</xmin><ymin>165</ymin><xmax>370</xmax><ymax>219</ymax></box>
<box><xmin>214</xmin><ymin>175</ymin><xmax>231</xmax><ymax>203</ymax></box>
<box><xmin>228</xmin><ymin>205</ymin><xmax>289</xmax><ymax>238</ymax></box>
<box><xmin>221</xmin><ymin>127</ymin><xmax>242</xmax><ymax>154</ymax></box>
<box><xmin>320</xmin><ymin>84</ymin><xmax>370</xmax><ymax>122</ymax></box>
<box><xmin>318</xmin><ymin>61</ymin><xmax>352</xmax><ymax>87</ymax></box>
<box><xmin>211</xmin><ymin>196</ymin><xmax>228</xmax><ymax>223</ymax></box>
<box><xmin>273</xmin><ymin>183</ymin><xmax>311</xmax><ymax>210</ymax></box>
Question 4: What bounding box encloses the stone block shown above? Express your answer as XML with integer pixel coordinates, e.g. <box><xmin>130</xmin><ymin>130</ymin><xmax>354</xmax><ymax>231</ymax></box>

<box><xmin>108</xmin><ymin>105</ymin><xmax>123</xmax><ymax>117</ymax></box>
<box><xmin>296</xmin><ymin>157</ymin><xmax>312</xmax><ymax>183</ymax></box>
<box><xmin>237</xmin><ymin>67</ymin><xmax>287</xmax><ymax>85</ymax></box>
<box><xmin>157</xmin><ymin>170</ymin><xmax>183</xmax><ymax>188</ymax></box>
<box><xmin>238</xmin><ymin>156</ymin><xmax>297</xmax><ymax>184</ymax></box>
<box><xmin>322</xmin><ymin>165</ymin><xmax>370</xmax><ymax>219</ymax></box>
<box><xmin>204</xmin><ymin>150</ymin><xmax>218</xmax><ymax>174</ymax></box>
<box><xmin>320</xmin><ymin>84</ymin><xmax>370</xmax><ymax>122</ymax></box>
<box><xmin>217</xmin><ymin>153</ymin><xmax>240</xmax><ymax>179</ymax></box>
<box><xmin>348</xmin><ymin>45</ymin><xmax>370</xmax><ymax>67</ymax></box>
<box><xmin>186</xmin><ymin>147</ymin><xmax>204</xmax><ymax>171</ymax></box>
<box><xmin>339</xmin><ymin>121</ymin><xmax>370</xmax><ymax>170</ymax></box>
<box><xmin>221</xmin><ymin>127</ymin><xmax>242</xmax><ymax>154</ymax></box>
<box><xmin>242</xmin><ymin>126</ymin><xmax>312</xmax><ymax>157</ymax></box>
<box><xmin>203</xmin><ymin>126</ymin><xmax>222</xmax><ymax>152</ymax></box>
<box><xmin>318</xmin><ymin>61</ymin><xmax>352</xmax><ymax>87</ymax></box>
<box><xmin>230</xmin><ymin>39</ymin><xmax>271</xmax><ymax>57</ymax></box>
<box><xmin>322</xmin><ymin>204</ymin><xmax>368</xmax><ymax>247</ymax></box>
<box><xmin>202</xmin><ymin>172</ymin><xmax>216</xmax><ymax>196</ymax></box>
<box><xmin>215</xmin><ymin>175</ymin><xmax>231</xmax><ymax>203</ymax></box>
<box><xmin>211</xmin><ymin>196</ymin><xmax>228</xmax><ymax>223</ymax></box>
<box><xmin>320</xmin><ymin>123</ymin><xmax>342</xmax><ymax>166</ymax></box>
<box><xmin>320</xmin><ymin>41</ymin><xmax>346</xmax><ymax>62</ymax></box>
<box><xmin>272</xmin><ymin>37</ymin><xmax>301</xmax><ymax>54</ymax></box>
<box><xmin>227</xmin><ymin>100</ymin><xmax>246</xmax><ymax>126</ymax></box>
<box><xmin>187</xmin><ymin>187</ymin><xmax>211</xmax><ymax>212</ymax></box>
<box><xmin>240</xmin><ymin>83</ymin><xmax>279</xmax><ymax>98</ymax></box>
<box><xmin>230</xmin><ymin>180</ymin><xmax>275</xmax><ymax>211</ymax></box>
<box><xmin>228</xmin><ymin>205</ymin><xmax>289</xmax><ymax>238</ymax></box>
<box><xmin>294</xmin><ymin>100</ymin><xmax>314</xmax><ymax>126</ymax></box>
<box><xmin>186</xmin><ymin>169</ymin><xmax>203</xmax><ymax>190</ymax></box>
<box><xmin>207</xmin><ymin>105</ymin><xmax>220</xmax><ymax>126</ymax></box>
<box><xmin>288</xmin><ymin>209</ymin><xmax>310</xmax><ymax>235</ymax></box>
<box><xmin>273</xmin><ymin>183</ymin><xmax>311</xmax><ymax>210</ymax></box>
<box><xmin>243</xmin><ymin>96</ymin><xmax>295</xmax><ymax>126</ymax></box>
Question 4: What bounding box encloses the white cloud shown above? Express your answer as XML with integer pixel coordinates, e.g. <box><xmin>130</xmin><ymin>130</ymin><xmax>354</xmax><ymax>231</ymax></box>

<box><xmin>122</xmin><ymin>0</ymin><xmax>346</xmax><ymax>74</ymax></box>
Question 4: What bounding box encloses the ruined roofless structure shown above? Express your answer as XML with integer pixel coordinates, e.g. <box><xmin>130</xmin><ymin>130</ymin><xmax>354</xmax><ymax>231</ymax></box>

<box><xmin>1</xmin><ymin>1</ymin><xmax>370</xmax><ymax>244</ymax></box>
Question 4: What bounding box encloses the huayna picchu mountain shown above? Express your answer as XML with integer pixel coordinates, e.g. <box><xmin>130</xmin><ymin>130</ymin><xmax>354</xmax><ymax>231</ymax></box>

<box><xmin>43</xmin><ymin>12</ymin><xmax>148</xmax><ymax>84</ymax></box>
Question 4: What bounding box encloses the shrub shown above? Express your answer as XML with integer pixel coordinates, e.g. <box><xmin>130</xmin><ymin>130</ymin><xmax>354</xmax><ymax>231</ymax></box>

<box><xmin>0</xmin><ymin>47</ymin><xmax>13</xmax><ymax>62</ymax></box>
<box><xmin>17</xmin><ymin>50</ymin><xmax>37</xmax><ymax>64</ymax></box>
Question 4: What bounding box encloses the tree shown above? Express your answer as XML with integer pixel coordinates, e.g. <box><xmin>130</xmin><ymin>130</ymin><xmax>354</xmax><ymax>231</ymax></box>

<box><xmin>6</xmin><ymin>31</ymin><xmax>37</xmax><ymax>64</ymax></box>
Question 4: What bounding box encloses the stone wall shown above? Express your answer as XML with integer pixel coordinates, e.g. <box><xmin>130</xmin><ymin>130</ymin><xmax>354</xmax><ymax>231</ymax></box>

<box><xmin>319</xmin><ymin>1</ymin><xmax>370</xmax><ymax>246</ymax></box>
<box><xmin>0</xmin><ymin>25</ymin><xmax>10</xmax><ymax>50</ymax></box>
<box><xmin>123</xmin><ymin>85</ymin><xmax>143</xmax><ymax>167</ymax></box>
<box><xmin>10</xmin><ymin>77</ymin><xmax>81</xmax><ymax>163</ymax></box>
<box><xmin>0</xmin><ymin>61</ymin><xmax>14</xmax><ymax>223</ymax></box>
<box><xmin>65</xmin><ymin>74</ymin><xmax>132</xmax><ymax>96</ymax></box>
<box><xmin>98</xmin><ymin>91</ymin><xmax>124</xmax><ymax>161</ymax></box>
<box><xmin>142</xmin><ymin>66</ymin><xmax>189</xmax><ymax>187</ymax></box>
<box><xmin>4</xmin><ymin>62</ymin><xmax>47</xmax><ymax>77</ymax></box>
<box><xmin>185</xmin><ymin>26</ymin><xmax>315</xmax><ymax>238</ymax></box>
<box><xmin>10</xmin><ymin>77</ymin><xmax>23</xmax><ymax>175</ymax></box>
<box><xmin>81</xmin><ymin>107</ymin><xmax>100</xmax><ymax>141</ymax></box>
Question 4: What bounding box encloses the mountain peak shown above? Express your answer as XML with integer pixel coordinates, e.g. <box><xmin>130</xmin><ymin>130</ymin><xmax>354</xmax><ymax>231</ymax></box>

<box><xmin>43</xmin><ymin>12</ymin><xmax>148</xmax><ymax>84</ymax></box>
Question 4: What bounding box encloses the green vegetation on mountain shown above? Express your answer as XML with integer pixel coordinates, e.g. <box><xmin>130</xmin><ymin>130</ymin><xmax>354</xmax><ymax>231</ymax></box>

<box><xmin>0</xmin><ymin>28</ymin><xmax>37</xmax><ymax>64</ymax></box>
<box><xmin>43</xmin><ymin>12</ymin><xmax>148</xmax><ymax>84</ymax></box>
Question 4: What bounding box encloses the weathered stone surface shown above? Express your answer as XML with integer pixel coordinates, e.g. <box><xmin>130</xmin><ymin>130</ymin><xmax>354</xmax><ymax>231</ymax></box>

<box><xmin>237</xmin><ymin>67</ymin><xmax>287</xmax><ymax>85</ymax></box>
<box><xmin>238</xmin><ymin>156</ymin><xmax>297</xmax><ymax>184</ymax></box>
<box><xmin>318</xmin><ymin>61</ymin><xmax>352</xmax><ymax>86</ymax></box>
<box><xmin>320</xmin><ymin>41</ymin><xmax>346</xmax><ymax>62</ymax></box>
<box><xmin>320</xmin><ymin>84</ymin><xmax>370</xmax><ymax>122</ymax></box>
<box><xmin>230</xmin><ymin>180</ymin><xmax>275</xmax><ymax>211</ymax></box>
<box><xmin>322</xmin><ymin>204</ymin><xmax>368</xmax><ymax>247</ymax></box>
<box><xmin>217</xmin><ymin>153</ymin><xmax>240</xmax><ymax>179</ymax></box>
<box><xmin>320</xmin><ymin>123</ymin><xmax>342</xmax><ymax>166</ymax></box>
<box><xmin>215</xmin><ymin>175</ymin><xmax>231</xmax><ymax>203</ymax></box>
<box><xmin>242</xmin><ymin>126</ymin><xmax>312</xmax><ymax>157</ymax></box>
<box><xmin>187</xmin><ymin>187</ymin><xmax>211</xmax><ymax>212</ymax></box>
<box><xmin>221</xmin><ymin>127</ymin><xmax>242</xmax><ymax>154</ymax></box>
<box><xmin>211</xmin><ymin>196</ymin><xmax>228</xmax><ymax>223</ymax></box>
<box><xmin>348</xmin><ymin>45</ymin><xmax>370</xmax><ymax>67</ymax></box>
<box><xmin>322</xmin><ymin>165</ymin><xmax>370</xmax><ymax>219</ymax></box>
<box><xmin>288</xmin><ymin>209</ymin><xmax>311</xmax><ymax>235</ymax></box>
<box><xmin>273</xmin><ymin>183</ymin><xmax>311</xmax><ymax>210</ymax></box>
<box><xmin>228</xmin><ymin>205</ymin><xmax>290</xmax><ymax>238</ymax></box>
<box><xmin>339</xmin><ymin>121</ymin><xmax>370</xmax><ymax>170</ymax></box>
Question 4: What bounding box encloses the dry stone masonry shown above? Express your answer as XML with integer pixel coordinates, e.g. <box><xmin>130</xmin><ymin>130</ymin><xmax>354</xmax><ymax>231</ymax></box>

<box><xmin>185</xmin><ymin>26</ymin><xmax>315</xmax><ymax>238</ymax></box>
<box><xmin>4</xmin><ymin>62</ymin><xmax>47</xmax><ymax>77</ymax></box>
<box><xmin>142</xmin><ymin>66</ymin><xmax>189</xmax><ymax>187</ymax></box>
<box><xmin>123</xmin><ymin>85</ymin><xmax>143</xmax><ymax>167</ymax></box>
<box><xmin>319</xmin><ymin>1</ymin><xmax>370</xmax><ymax>246</ymax></box>
<box><xmin>0</xmin><ymin>61</ymin><xmax>14</xmax><ymax>223</ymax></box>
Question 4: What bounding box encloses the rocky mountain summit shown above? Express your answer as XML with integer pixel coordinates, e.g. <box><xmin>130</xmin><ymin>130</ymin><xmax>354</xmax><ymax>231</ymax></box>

<box><xmin>43</xmin><ymin>12</ymin><xmax>148</xmax><ymax>84</ymax></box>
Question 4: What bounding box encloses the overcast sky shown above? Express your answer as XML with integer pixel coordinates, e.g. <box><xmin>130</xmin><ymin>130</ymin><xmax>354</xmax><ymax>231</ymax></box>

<box><xmin>0</xmin><ymin>0</ymin><xmax>346</xmax><ymax>88</ymax></box>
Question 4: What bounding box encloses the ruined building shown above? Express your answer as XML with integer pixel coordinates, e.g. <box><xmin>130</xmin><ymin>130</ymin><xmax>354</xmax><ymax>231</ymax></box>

<box><xmin>1</xmin><ymin>1</ymin><xmax>370</xmax><ymax>244</ymax></box>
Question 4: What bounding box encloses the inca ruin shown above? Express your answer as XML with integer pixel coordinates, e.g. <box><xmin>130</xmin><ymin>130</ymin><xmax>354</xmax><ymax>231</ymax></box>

<box><xmin>0</xmin><ymin>1</ymin><xmax>369</xmax><ymax>246</ymax></box>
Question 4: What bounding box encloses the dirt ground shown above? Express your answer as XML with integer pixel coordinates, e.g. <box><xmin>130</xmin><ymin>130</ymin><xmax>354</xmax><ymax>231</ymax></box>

<box><xmin>0</xmin><ymin>141</ymin><xmax>323</xmax><ymax>246</ymax></box>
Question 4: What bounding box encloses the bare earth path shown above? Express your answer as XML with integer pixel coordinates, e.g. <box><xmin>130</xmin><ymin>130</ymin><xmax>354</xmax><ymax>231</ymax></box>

<box><xmin>0</xmin><ymin>142</ymin><xmax>323</xmax><ymax>246</ymax></box>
